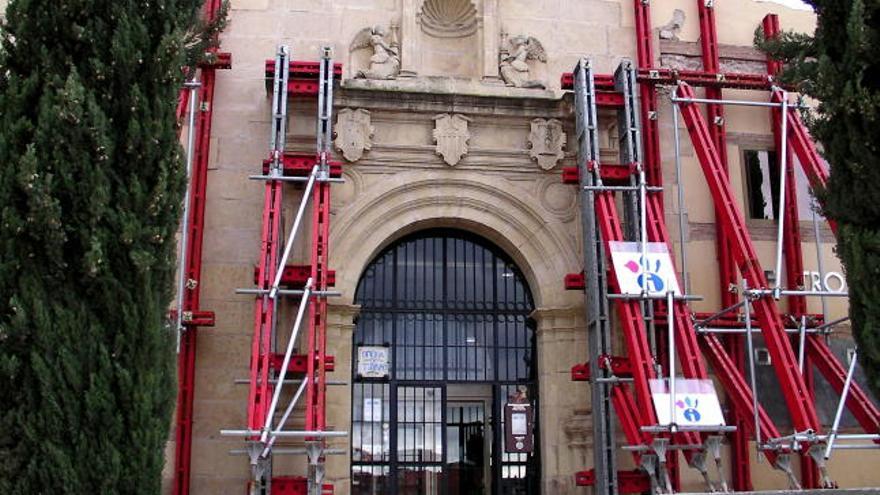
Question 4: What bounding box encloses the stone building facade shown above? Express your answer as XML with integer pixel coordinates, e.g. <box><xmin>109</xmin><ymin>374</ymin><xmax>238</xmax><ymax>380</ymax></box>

<box><xmin>53</xmin><ymin>0</ymin><xmax>866</xmax><ymax>493</ymax></box>
<box><xmin>0</xmin><ymin>0</ymin><xmax>872</xmax><ymax>493</ymax></box>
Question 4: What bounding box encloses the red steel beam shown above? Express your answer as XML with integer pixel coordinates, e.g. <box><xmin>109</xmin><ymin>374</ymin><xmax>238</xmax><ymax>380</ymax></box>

<box><xmin>697</xmin><ymin>0</ymin><xmax>749</xmax><ymax>486</ymax></box>
<box><xmin>265</xmin><ymin>60</ymin><xmax>342</xmax><ymax>96</ymax></box>
<box><xmin>247</xmin><ymin>179</ymin><xmax>283</xmax><ymax>432</ymax></box>
<box><xmin>676</xmin><ymin>82</ymin><xmax>821</xmax><ymax>435</ymax></box>
<box><xmin>764</xmin><ymin>43</ymin><xmax>879</xmax><ymax>435</ymax></box>
<box><xmin>763</xmin><ymin>14</ymin><xmax>808</xmax><ymax>318</ymax></box>
<box><xmin>561</xmin><ymin>69</ymin><xmax>778</xmax><ymax>93</ymax></box>
<box><xmin>763</xmin><ymin>14</ymin><xmax>815</xmax><ymax>485</ymax></box>
<box><xmin>172</xmin><ymin>1</ymin><xmax>228</xmax><ymax>493</ymax></box>
<box><xmin>595</xmin><ymin>191</ymin><xmax>659</xmax><ymax>438</ymax></box>
<box><xmin>305</xmin><ymin>180</ymin><xmax>333</xmax><ymax>433</ymax></box>
<box><xmin>632</xmin><ymin>0</ymin><xmax>662</xmax><ymax>188</ymax></box>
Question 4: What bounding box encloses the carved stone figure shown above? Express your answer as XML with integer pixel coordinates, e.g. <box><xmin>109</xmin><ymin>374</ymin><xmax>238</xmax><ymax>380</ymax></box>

<box><xmin>528</xmin><ymin>118</ymin><xmax>566</xmax><ymax>170</ymax></box>
<box><xmin>350</xmin><ymin>25</ymin><xmax>401</xmax><ymax>79</ymax></box>
<box><xmin>499</xmin><ymin>34</ymin><xmax>547</xmax><ymax>89</ymax></box>
<box><xmin>659</xmin><ymin>9</ymin><xmax>686</xmax><ymax>41</ymax></box>
<box><xmin>334</xmin><ymin>108</ymin><xmax>374</xmax><ymax>162</ymax></box>
<box><xmin>433</xmin><ymin>114</ymin><xmax>471</xmax><ymax>166</ymax></box>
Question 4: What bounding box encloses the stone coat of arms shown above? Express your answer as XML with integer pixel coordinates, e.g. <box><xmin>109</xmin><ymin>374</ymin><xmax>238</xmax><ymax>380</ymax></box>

<box><xmin>433</xmin><ymin>113</ymin><xmax>471</xmax><ymax>166</ymax></box>
<box><xmin>528</xmin><ymin>118</ymin><xmax>566</xmax><ymax>170</ymax></box>
<box><xmin>335</xmin><ymin>108</ymin><xmax>374</xmax><ymax>162</ymax></box>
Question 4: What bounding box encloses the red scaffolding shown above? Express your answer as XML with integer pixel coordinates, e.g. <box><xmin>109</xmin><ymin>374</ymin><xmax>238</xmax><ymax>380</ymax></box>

<box><xmin>220</xmin><ymin>46</ymin><xmax>344</xmax><ymax>495</ymax></box>
<box><xmin>562</xmin><ymin>3</ymin><xmax>880</xmax><ymax>494</ymax></box>
<box><xmin>171</xmin><ymin>2</ymin><xmax>230</xmax><ymax>494</ymax></box>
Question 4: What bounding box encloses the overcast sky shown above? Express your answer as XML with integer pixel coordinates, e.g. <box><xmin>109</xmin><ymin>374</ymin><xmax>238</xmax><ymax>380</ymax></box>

<box><xmin>758</xmin><ymin>0</ymin><xmax>814</xmax><ymax>10</ymax></box>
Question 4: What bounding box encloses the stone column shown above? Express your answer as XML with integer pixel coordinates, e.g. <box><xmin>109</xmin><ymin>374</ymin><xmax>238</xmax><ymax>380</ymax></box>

<box><xmin>480</xmin><ymin>0</ymin><xmax>503</xmax><ymax>84</ymax></box>
<box><xmin>323</xmin><ymin>302</ymin><xmax>361</xmax><ymax>494</ymax></box>
<box><xmin>399</xmin><ymin>0</ymin><xmax>420</xmax><ymax>77</ymax></box>
<box><xmin>531</xmin><ymin>306</ymin><xmax>591</xmax><ymax>494</ymax></box>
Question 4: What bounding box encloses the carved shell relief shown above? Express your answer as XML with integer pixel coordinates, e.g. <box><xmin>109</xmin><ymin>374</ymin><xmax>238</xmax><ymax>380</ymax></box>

<box><xmin>418</xmin><ymin>0</ymin><xmax>478</xmax><ymax>38</ymax></box>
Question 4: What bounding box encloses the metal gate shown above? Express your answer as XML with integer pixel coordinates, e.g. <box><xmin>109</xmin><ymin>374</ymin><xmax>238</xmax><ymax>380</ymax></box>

<box><xmin>351</xmin><ymin>229</ymin><xmax>540</xmax><ymax>495</ymax></box>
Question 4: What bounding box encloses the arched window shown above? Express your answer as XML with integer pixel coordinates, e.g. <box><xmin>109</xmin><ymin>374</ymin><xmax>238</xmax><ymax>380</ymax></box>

<box><xmin>351</xmin><ymin>229</ymin><xmax>539</xmax><ymax>495</ymax></box>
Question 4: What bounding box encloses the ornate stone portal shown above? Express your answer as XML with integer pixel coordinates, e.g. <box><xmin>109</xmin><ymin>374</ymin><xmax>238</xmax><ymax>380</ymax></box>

<box><xmin>528</xmin><ymin>118</ymin><xmax>566</xmax><ymax>170</ymax></box>
<box><xmin>334</xmin><ymin>108</ymin><xmax>374</xmax><ymax>162</ymax></box>
<box><xmin>433</xmin><ymin>113</ymin><xmax>471</xmax><ymax>166</ymax></box>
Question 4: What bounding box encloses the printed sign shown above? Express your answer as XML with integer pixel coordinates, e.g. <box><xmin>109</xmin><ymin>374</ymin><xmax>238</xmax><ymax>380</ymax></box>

<box><xmin>650</xmin><ymin>378</ymin><xmax>725</xmax><ymax>427</ymax></box>
<box><xmin>609</xmin><ymin>241</ymin><xmax>681</xmax><ymax>296</ymax></box>
<box><xmin>357</xmin><ymin>346</ymin><xmax>390</xmax><ymax>378</ymax></box>
<box><xmin>802</xmin><ymin>270</ymin><xmax>847</xmax><ymax>293</ymax></box>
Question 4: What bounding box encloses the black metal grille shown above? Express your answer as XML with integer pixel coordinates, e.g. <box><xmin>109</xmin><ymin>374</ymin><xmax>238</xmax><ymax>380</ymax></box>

<box><xmin>351</xmin><ymin>229</ymin><xmax>539</xmax><ymax>495</ymax></box>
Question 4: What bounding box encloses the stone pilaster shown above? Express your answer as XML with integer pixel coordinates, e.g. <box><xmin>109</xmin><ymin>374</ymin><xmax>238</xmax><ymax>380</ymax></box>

<box><xmin>531</xmin><ymin>306</ymin><xmax>591</xmax><ymax>494</ymax></box>
<box><xmin>480</xmin><ymin>0</ymin><xmax>502</xmax><ymax>84</ymax></box>
<box><xmin>399</xmin><ymin>0</ymin><xmax>420</xmax><ymax>77</ymax></box>
<box><xmin>323</xmin><ymin>303</ymin><xmax>361</xmax><ymax>494</ymax></box>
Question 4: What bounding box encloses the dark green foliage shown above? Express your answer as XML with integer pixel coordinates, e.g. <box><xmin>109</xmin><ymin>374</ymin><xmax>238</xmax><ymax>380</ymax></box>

<box><xmin>0</xmin><ymin>0</ymin><xmax>205</xmax><ymax>492</ymax></box>
<box><xmin>757</xmin><ymin>0</ymin><xmax>880</xmax><ymax>396</ymax></box>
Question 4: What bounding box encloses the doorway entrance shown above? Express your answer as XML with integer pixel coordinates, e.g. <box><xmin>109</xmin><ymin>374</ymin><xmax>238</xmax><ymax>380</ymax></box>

<box><xmin>350</xmin><ymin>229</ymin><xmax>540</xmax><ymax>495</ymax></box>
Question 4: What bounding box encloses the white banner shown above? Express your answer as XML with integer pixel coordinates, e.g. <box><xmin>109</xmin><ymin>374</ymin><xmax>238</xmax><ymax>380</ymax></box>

<box><xmin>650</xmin><ymin>378</ymin><xmax>726</xmax><ymax>427</ymax></box>
<box><xmin>609</xmin><ymin>241</ymin><xmax>681</xmax><ymax>296</ymax></box>
<box><xmin>357</xmin><ymin>346</ymin><xmax>390</xmax><ymax>378</ymax></box>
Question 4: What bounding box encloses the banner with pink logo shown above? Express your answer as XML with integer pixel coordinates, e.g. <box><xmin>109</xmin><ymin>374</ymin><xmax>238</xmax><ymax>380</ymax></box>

<box><xmin>608</xmin><ymin>241</ymin><xmax>682</xmax><ymax>296</ymax></box>
<box><xmin>649</xmin><ymin>378</ymin><xmax>726</xmax><ymax>427</ymax></box>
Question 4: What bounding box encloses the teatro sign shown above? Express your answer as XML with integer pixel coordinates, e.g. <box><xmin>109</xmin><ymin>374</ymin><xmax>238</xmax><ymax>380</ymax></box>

<box><xmin>802</xmin><ymin>270</ymin><xmax>847</xmax><ymax>293</ymax></box>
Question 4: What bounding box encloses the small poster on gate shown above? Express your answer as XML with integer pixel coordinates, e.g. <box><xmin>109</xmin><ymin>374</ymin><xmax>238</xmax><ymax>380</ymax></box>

<box><xmin>609</xmin><ymin>241</ymin><xmax>681</xmax><ymax>296</ymax></box>
<box><xmin>649</xmin><ymin>378</ymin><xmax>726</xmax><ymax>427</ymax></box>
<box><xmin>356</xmin><ymin>345</ymin><xmax>390</xmax><ymax>379</ymax></box>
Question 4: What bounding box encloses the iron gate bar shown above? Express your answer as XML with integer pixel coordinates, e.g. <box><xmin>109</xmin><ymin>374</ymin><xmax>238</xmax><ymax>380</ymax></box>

<box><xmin>351</xmin><ymin>230</ymin><xmax>539</xmax><ymax>495</ymax></box>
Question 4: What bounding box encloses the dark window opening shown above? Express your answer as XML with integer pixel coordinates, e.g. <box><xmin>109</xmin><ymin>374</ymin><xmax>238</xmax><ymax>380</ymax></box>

<box><xmin>743</xmin><ymin>148</ymin><xmax>824</xmax><ymax>221</ymax></box>
<box><xmin>744</xmin><ymin>149</ymin><xmax>781</xmax><ymax>220</ymax></box>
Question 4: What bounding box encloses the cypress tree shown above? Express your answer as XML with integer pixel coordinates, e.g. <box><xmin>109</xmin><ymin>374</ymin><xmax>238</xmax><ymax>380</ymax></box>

<box><xmin>0</xmin><ymin>0</ymin><xmax>207</xmax><ymax>492</ymax></box>
<box><xmin>757</xmin><ymin>0</ymin><xmax>880</xmax><ymax>396</ymax></box>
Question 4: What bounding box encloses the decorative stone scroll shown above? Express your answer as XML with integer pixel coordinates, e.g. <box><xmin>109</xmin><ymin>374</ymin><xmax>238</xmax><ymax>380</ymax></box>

<box><xmin>433</xmin><ymin>113</ymin><xmax>471</xmax><ymax>166</ymax></box>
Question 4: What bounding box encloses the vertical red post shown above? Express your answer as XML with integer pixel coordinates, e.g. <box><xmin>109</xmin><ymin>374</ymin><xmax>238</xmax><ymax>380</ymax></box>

<box><xmin>172</xmin><ymin>1</ymin><xmax>227</xmax><ymax>491</ymax></box>
<box><xmin>696</xmin><ymin>1</ymin><xmax>752</xmax><ymax>487</ymax></box>
<box><xmin>305</xmin><ymin>180</ymin><xmax>332</xmax><ymax>433</ymax></box>
<box><xmin>762</xmin><ymin>13</ymin><xmax>816</xmax><ymax>488</ymax></box>
<box><xmin>632</xmin><ymin>2</ymin><xmax>679</xmax><ymax>485</ymax></box>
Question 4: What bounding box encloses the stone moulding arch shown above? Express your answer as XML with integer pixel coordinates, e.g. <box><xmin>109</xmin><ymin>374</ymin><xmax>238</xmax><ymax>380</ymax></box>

<box><xmin>329</xmin><ymin>171</ymin><xmax>580</xmax><ymax>308</ymax></box>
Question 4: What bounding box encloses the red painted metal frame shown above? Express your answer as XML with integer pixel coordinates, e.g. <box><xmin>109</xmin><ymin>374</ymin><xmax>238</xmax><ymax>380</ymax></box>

<box><xmin>305</xmin><ymin>177</ymin><xmax>333</xmax><ymax>434</ymax></box>
<box><xmin>630</xmin><ymin>2</ymin><xmax>677</xmax><ymax>483</ymax></box>
<box><xmin>563</xmin><ymin>4</ymin><xmax>880</xmax><ymax>492</ymax></box>
<box><xmin>697</xmin><ymin>1</ymin><xmax>751</xmax><ymax>487</ymax></box>
<box><xmin>171</xmin><ymin>1</ymin><xmax>228</xmax><ymax>493</ymax></box>
<box><xmin>762</xmin><ymin>14</ymin><xmax>817</xmax><ymax>488</ymax></box>
<box><xmin>247</xmin><ymin>178</ymin><xmax>284</xmax><ymax>431</ymax></box>
<box><xmin>677</xmin><ymin>82</ymin><xmax>821</xmax><ymax>435</ymax></box>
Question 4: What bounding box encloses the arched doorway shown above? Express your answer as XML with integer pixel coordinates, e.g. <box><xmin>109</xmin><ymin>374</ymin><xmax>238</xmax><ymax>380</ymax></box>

<box><xmin>350</xmin><ymin>229</ymin><xmax>540</xmax><ymax>495</ymax></box>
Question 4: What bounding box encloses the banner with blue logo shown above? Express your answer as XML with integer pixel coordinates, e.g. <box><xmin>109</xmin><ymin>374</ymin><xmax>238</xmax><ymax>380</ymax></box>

<box><xmin>649</xmin><ymin>378</ymin><xmax>726</xmax><ymax>428</ymax></box>
<box><xmin>609</xmin><ymin>241</ymin><xmax>682</xmax><ymax>296</ymax></box>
